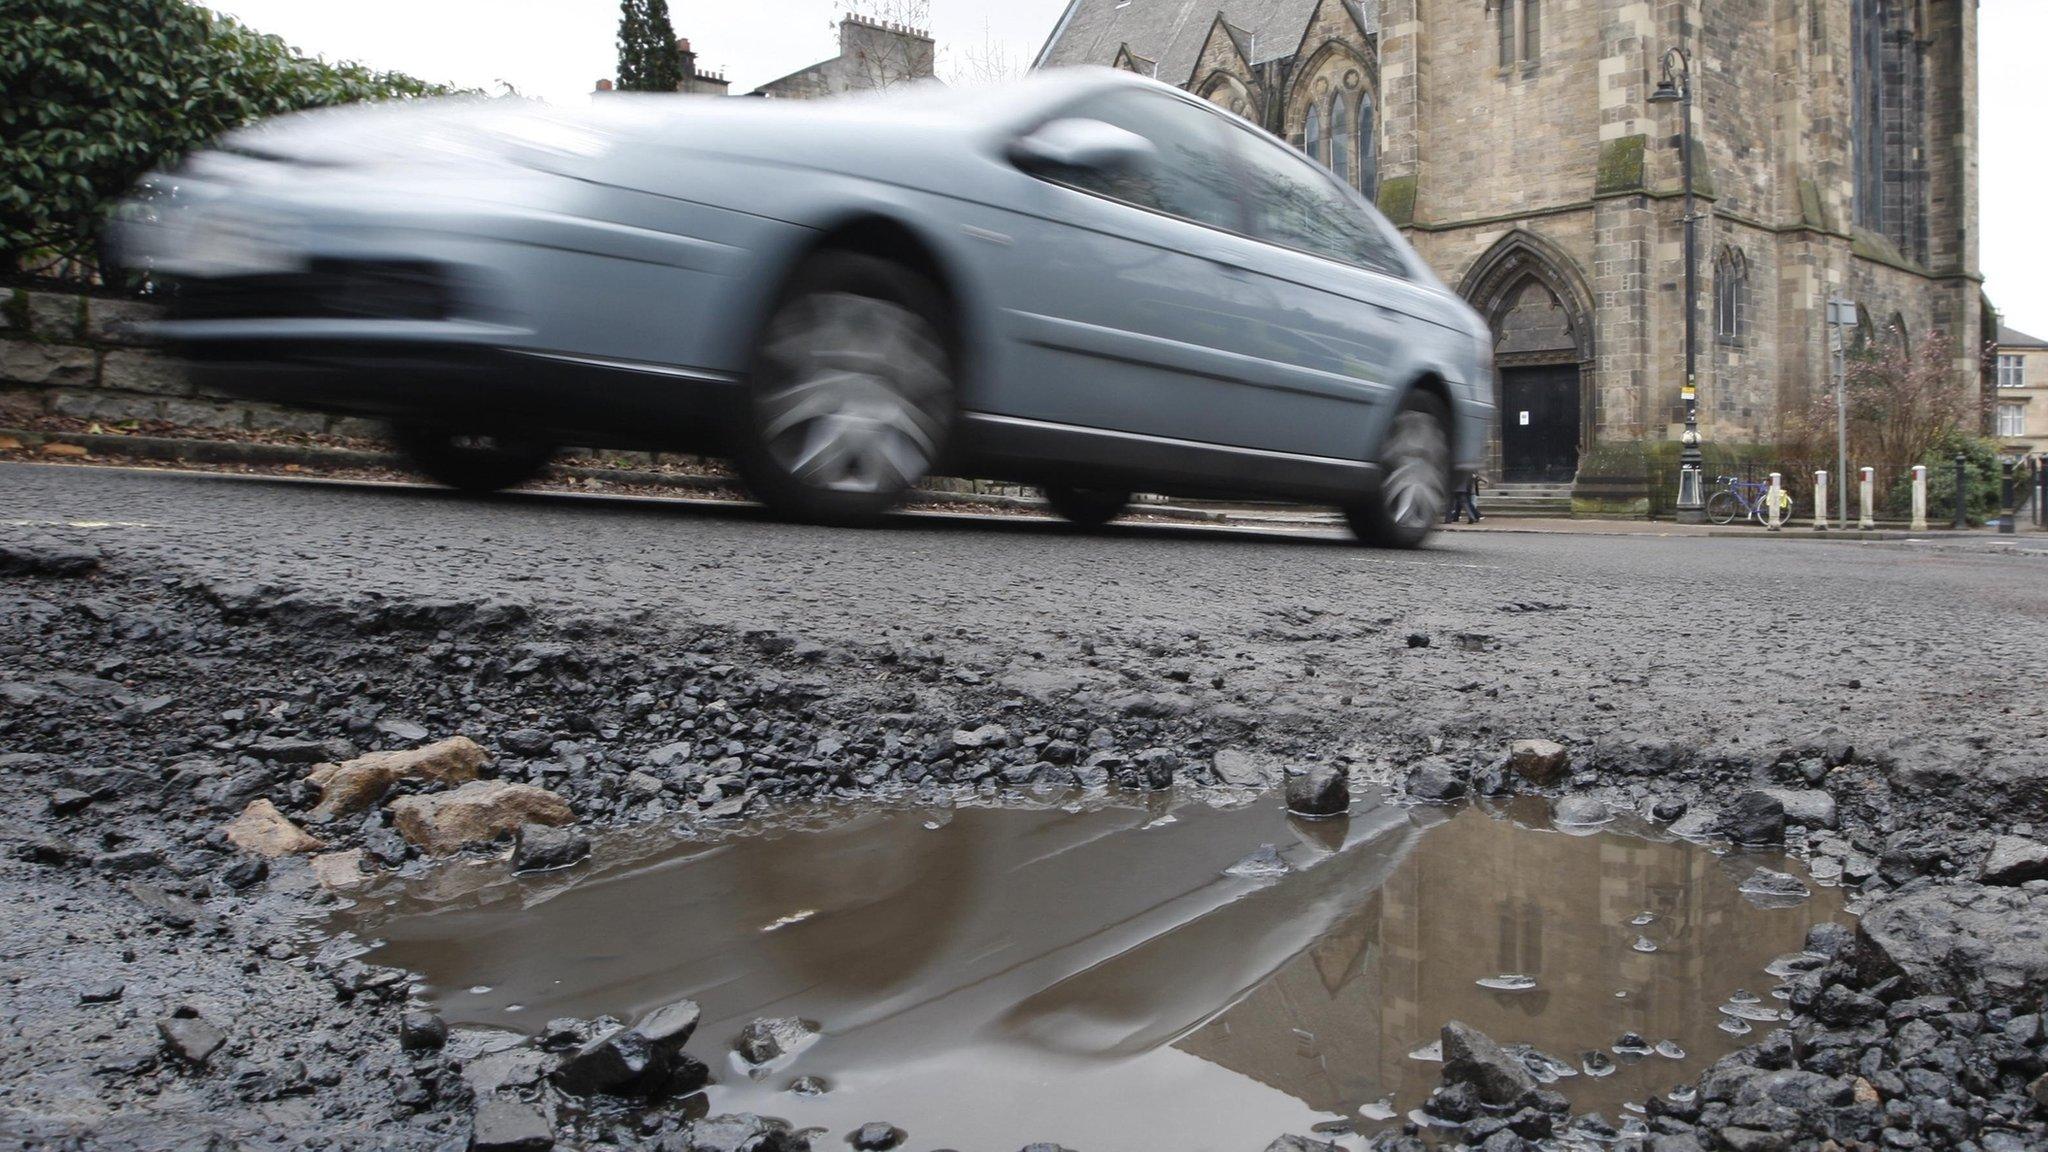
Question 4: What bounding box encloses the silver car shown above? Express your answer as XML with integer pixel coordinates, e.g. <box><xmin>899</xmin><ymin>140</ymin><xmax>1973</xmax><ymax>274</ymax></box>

<box><xmin>116</xmin><ymin>68</ymin><xmax>1495</xmax><ymax>547</ymax></box>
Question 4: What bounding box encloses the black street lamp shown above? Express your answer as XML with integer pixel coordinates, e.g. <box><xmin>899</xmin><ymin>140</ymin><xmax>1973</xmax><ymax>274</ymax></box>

<box><xmin>1650</xmin><ymin>46</ymin><xmax>1704</xmax><ymax>524</ymax></box>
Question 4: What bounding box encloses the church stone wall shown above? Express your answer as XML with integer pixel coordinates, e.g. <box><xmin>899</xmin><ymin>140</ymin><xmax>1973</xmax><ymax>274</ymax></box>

<box><xmin>1040</xmin><ymin>0</ymin><xmax>1980</xmax><ymax>513</ymax></box>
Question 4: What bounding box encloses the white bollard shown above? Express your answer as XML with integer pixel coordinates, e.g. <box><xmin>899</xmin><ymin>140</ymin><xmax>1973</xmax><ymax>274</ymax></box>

<box><xmin>1859</xmin><ymin>467</ymin><xmax>1876</xmax><ymax>530</ymax></box>
<box><xmin>1814</xmin><ymin>470</ymin><xmax>1830</xmax><ymax>531</ymax></box>
<box><xmin>1910</xmin><ymin>465</ymin><xmax>1928</xmax><ymax>532</ymax></box>
<box><xmin>1767</xmin><ymin>472</ymin><xmax>1784</xmax><ymax>531</ymax></box>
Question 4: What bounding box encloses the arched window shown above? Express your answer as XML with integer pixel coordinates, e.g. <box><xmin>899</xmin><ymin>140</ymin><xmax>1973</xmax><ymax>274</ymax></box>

<box><xmin>1498</xmin><ymin>0</ymin><xmax>1516</xmax><ymax>66</ymax></box>
<box><xmin>1303</xmin><ymin>103</ymin><xmax>1323</xmax><ymax>166</ymax></box>
<box><xmin>1328</xmin><ymin>95</ymin><xmax>1350</xmax><ymax>183</ymax></box>
<box><xmin>1522</xmin><ymin>0</ymin><xmax>1541</xmax><ymax>62</ymax></box>
<box><xmin>1714</xmin><ymin>249</ymin><xmax>1749</xmax><ymax>344</ymax></box>
<box><xmin>1357</xmin><ymin>91</ymin><xmax>1378</xmax><ymax>196</ymax></box>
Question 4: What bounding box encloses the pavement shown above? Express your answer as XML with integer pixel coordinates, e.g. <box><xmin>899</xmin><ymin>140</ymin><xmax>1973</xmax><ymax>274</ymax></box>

<box><xmin>6</xmin><ymin>459</ymin><xmax>2044</xmax><ymax>773</ymax></box>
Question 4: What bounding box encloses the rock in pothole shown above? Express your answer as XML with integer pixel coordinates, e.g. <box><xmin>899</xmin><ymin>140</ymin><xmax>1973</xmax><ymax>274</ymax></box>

<box><xmin>553</xmin><ymin>1027</ymin><xmax>660</xmax><ymax>1097</ymax></box>
<box><xmin>399</xmin><ymin>1008</ymin><xmax>447</xmax><ymax>1052</ymax></box>
<box><xmin>223</xmin><ymin>799</ymin><xmax>325</xmax><ymax>857</ymax></box>
<box><xmin>1552</xmin><ymin>796</ymin><xmax>1610</xmax><ymax>827</ymax></box>
<box><xmin>1225</xmin><ymin>844</ymin><xmax>1291</xmax><ymax>879</ymax></box>
<box><xmin>305</xmin><ymin>735</ymin><xmax>489</xmax><ymax>821</ymax></box>
<box><xmin>158</xmin><ymin>1011</ymin><xmax>226</xmax><ymax>1065</ymax></box>
<box><xmin>1719</xmin><ymin>791</ymin><xmax>1789</xmax><ymax>846</ymax></box>
<box><xmin>1853</xmin><ymin>882</ymin><xmax>2048</xmax><ymax>1002</ymax></box>
<box><xmin>469</xmin><ymin>1095</ymin><xmax>554</xmax><ymax>1152</ymax></box>
<box><xmin>1759</xmin><ymin>787</ymin><xmax>1837</xmax><ymax>830</ymax></box>
<box><xmin>310</xmin><ymin>849</ymin><xmax>366</xmax><ymax>890</ymax></box>
<box><xmin>735</xmin><ymin>1017</ymin><xmax>819</xmax><ymax>1070</ymax></box>
<box><xmin>679</xmin><ymin>1113</ymin><xmax>809</xmax><ymax>1152</ymax></box>
<box><xmin>1507</xmin><ymin>740</ymin><xmax>1570</xmax><ymax>787</ymax></box>
<box><xmin>512</xmin><ymin>822</ymin><xmax>591</xmax><ymax>873</ymax></box>
<box><xmin>552</xmin><ymin>996</ymin><xmax>703</xmax><ymax>1098</ymax></box>
<box><xmin>1285</xmin><ymin>764</ymin><xmax>1347</xmax><ymax>817</ymax></box>
<box><xmin>1980</xmin><ymin>835</ymin><xmax>2048</xmax><ymax>886</ymax></box>
<box><xmin>388</xmin><ymin>780</ymin><xmax>572</xmax><ymax>855</ymax></box>
<box><xmin>1441</xmin><ymin>1020</ymin><xmax>1538</xmax><ymax>1107</ymax></box>
<box><xmin>1404</xmin><ymin>761</ymin><xmax>1466</xmax><ymax>803</ymax></box>
<box><xmin>850</xmin><ymin>1122</ymin><xmax>903</xmax><ymax>1150</ymax></box>
<box><xmin>1738</xmin><ymin>868</ymin><xmax>1812</xmax><ymax>907</ymax></box>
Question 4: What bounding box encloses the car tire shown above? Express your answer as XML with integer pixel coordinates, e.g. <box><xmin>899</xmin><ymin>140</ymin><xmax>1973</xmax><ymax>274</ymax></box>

<box><xmin>1042</xmin><ymin>485</ymin><xmax>1130</xmax><ymax>528</ymax></box>
<box><xmin>1344</xmin><ymin>392</ymin><xmax>1452</xmax><ymax>549</ymax></box>
<box><xmin>391</xmin><ymin>424</ymin><xmax>556</xmax><ymax>494</ymax></box>
<box><xmin>737</xmin><ymin>252</ymin><xmax>956</xmax><ymax>525</ymax></box>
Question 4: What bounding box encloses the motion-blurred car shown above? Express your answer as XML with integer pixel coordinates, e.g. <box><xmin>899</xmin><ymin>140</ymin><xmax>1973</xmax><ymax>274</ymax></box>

<box><xmin>115</xmin><ymin>68</ymin><xmax>1495</xmax><ymax>547</ymax></box>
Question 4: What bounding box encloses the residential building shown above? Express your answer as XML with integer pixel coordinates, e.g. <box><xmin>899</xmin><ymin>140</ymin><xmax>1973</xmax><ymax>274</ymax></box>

<box><xmin>755</xmin><ymin>15</ymin><xmax>936</xmax><ymax>99</ymax></box>
<box><xmin>1994</xmin><ymin>324</ymin><xmax>2047</xmax><ymax>458</ymax></box>
<box><xmin>594</xmin><ymin>37</ymin><xmax>728</xmax><ymax>96</ymax></box>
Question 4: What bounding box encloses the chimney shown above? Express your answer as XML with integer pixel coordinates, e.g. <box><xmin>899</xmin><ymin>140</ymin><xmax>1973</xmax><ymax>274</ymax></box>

<box><xmin>676</xmin><ymin>35</ymin><xmax>697</xmax><ymax>86</ymax></box>
<box><xmin>594</xmin><ymin>78</ymin><xmax>615</xmax><ymax>93</ymax></box>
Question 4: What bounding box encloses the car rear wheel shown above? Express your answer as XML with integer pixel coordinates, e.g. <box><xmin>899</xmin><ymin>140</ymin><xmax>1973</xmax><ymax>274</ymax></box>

<box><xmin>1042</xmin><ymin>485</ymin><xmax>1131</xmax><ymax>529</ymax></box>
<box><xmin>1344</xmin><ymin>393</ymin><xmax>1452</xmax><ymax>549</ymax></box>
<box><xmin>738</xmin><ymin>252</ymin><xmax>955</xmax><ymax>525</ymax></box>
<box><xmin>391</xmin><ymin>424</ymin><xmax>556</xmax><ymax>494</ymax></box>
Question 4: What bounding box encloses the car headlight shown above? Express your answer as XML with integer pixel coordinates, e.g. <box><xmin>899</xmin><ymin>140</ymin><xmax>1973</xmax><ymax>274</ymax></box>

<box><xmin>140</xmin><ymin>207</ymin><xmax>302</xmax><ymax>279</ymax></box>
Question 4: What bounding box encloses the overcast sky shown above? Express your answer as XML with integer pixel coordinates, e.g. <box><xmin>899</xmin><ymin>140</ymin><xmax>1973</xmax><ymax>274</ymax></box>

<box><xmin>210</xmin><ymin>0</ymin><xmax>2045</xmax><ymax>334</ymax></box>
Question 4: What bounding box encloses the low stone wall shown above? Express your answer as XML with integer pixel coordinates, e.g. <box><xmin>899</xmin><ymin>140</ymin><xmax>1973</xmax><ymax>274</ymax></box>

<box><xmin>0</xmin><ymin>282</ymin><xmax>1047</xmax><ymax>495</ymax></box>
<box><xmin>0</xmin><ymin>283</ymin><xmax>384</xmax><ymax>439</ymax></box>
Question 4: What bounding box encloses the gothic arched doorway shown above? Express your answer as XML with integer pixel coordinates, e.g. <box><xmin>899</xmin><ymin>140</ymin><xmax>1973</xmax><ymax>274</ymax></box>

<box><xmin>1457</xmin><ymin>232</ymin><xmax>1595</xmax><ymax>484</ymax></box>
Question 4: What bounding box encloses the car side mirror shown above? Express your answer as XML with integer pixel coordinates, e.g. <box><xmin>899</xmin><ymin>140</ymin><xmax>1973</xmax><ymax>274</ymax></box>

<box><xmin>1009</xmin><ymin>118</ymin><xmax>1155</xmax><ymax>176</ymax></box>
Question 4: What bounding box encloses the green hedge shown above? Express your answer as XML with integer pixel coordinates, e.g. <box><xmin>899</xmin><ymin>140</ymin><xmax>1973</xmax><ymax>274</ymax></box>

<box><xmin>1883</xmin><ymin>429</ymin><xmax>2007</xmax><ymax>526</ymax></box>
<box><xmin>1641</xmin><ymin>440</ymin><xmax>1790</xmax><ymax>520</ymax></box>
<box><xmin>1</xmin><ymin>0</ymin><xmax>456</xmax><ymax>279</ymax></box>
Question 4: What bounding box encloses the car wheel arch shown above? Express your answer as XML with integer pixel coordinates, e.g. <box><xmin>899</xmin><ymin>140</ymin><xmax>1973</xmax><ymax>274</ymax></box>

<box><xmin>759</xmin><ymin>212</ymin><xmax>981</xmax><ymax>394</ymax></box>
<box><xmin>1397</xmin><ymin>373</ymin><xmax>1460</xmax><ymax>456</ymax></box>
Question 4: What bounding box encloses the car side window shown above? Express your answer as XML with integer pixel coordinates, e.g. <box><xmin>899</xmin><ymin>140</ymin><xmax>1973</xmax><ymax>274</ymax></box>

<box><xmin>1229</xmin><ymin>129</ymin><xmax>1406</xmax><ymax>277</ymax></box>
<box><xmin>1041</xmin><ymin>90</ymin><xmax>1243</xmax><ymax>232</ymax></box>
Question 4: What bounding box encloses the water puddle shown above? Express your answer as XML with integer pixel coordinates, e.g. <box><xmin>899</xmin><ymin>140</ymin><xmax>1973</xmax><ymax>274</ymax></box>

<box><xmin>335</xmin><ymin>794</ymin><xmax>1845</xmax><ymax>1150</ymax></box>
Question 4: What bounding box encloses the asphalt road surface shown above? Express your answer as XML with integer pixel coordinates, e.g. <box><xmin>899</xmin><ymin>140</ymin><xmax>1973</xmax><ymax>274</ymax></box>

<box><xmin>6</xmin><ymin>461</ymin><xmax>2043</xmax><ymax>780</ymax></box>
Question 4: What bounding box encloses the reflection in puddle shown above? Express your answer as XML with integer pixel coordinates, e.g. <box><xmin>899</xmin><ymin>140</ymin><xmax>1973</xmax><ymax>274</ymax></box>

<box><xmin>340</xmin><ymin>794</ymin><xmax>1846</xmax><ymax>1151</ymax></box>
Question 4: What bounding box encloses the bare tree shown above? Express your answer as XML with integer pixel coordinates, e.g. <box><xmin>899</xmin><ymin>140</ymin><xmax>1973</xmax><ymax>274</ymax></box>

<box><xmin>1783</xmin><ymin>325</ymin><xmax>1989</xmax><ymax>494</ymax></box>
<box><xmin>943</xmin><ymin>18</ymin><xmax>1025</xmax><ymax>87</ymax></box>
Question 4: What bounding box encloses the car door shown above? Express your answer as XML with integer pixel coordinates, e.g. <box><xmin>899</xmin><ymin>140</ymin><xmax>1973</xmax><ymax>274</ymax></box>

<box><xmin>974</xmin><ymin>88</ymin><xmax>1275</xmax><ymax>450</ymax></box>
<box><xmin>1211</xmin><ymin>124</ymin><xmax>1422</xmax><ymax>462</ymax></box>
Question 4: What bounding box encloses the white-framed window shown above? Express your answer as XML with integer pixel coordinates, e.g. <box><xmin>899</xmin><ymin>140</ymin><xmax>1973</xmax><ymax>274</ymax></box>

<box><xmin>1999</xmin><ymin>354</ymin><xmax>2027</xmax><ymax>389</ymax></box>
<box><xmin>1998</xmin><ymin>402</ymin><xmax>2028</xmax><ymax>438</ymax></box>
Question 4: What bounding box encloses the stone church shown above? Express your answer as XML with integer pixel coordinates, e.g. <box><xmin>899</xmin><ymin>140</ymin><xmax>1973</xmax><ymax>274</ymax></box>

<box><xmin>1035</xmin><ymin>0</ymin><xmax>1983</xmax><ymax>513</ymax></box>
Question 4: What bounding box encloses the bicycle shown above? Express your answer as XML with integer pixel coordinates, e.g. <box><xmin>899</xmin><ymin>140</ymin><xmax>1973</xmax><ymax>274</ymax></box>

<box><xmin>1706</xmin><ymin>475</ymin><xmax>1794</xmax><ymax>527</ymax></box>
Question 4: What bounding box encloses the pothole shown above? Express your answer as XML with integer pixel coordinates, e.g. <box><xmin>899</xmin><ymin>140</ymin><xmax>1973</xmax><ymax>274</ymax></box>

<box><xmin>331</xmin><ymin>794</ymin><xmax>1847</xmax><ymax>1150</ymax></box>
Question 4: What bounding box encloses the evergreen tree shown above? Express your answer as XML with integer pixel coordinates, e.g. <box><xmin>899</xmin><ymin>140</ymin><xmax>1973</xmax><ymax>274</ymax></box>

<box><xmin>616</xmin><ymin>0</ymin><xmax>682</xmax><ymax>93</ymax></box>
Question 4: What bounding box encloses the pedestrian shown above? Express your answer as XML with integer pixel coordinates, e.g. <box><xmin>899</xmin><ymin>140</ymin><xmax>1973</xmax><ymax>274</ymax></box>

<box><xmin>1446</xmin><ymin>472</ymin><xmax>1484</xmax><ymax>524</ymax></box>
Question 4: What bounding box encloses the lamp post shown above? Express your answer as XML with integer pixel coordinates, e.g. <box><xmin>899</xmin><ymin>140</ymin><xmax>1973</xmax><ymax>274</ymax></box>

<box><xmin>1650</xmin><ymin>47</ymin><xmax>1703</xmax><ymax>524</ymax></box>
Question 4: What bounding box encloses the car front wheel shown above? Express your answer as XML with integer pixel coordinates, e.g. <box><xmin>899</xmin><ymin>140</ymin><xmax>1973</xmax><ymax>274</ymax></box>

<box><xmin>738</xmin><ymin>253</ymin><xmax>955</xmax><ymax>525</ymax></box>
<box><xmin>1344</xmin><ymin>393</ymin><xmax>1452</xmax><ymax>549</ymax></box>
<box><xmin>391</xmin><ymin>425</ymin><xmax>556</xmax><ymax>494</ymax></box>
<box><xmin>1042</xmin><ymin>485</ymin><xmax>1131</xmax><ymax>529</ymax></box>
